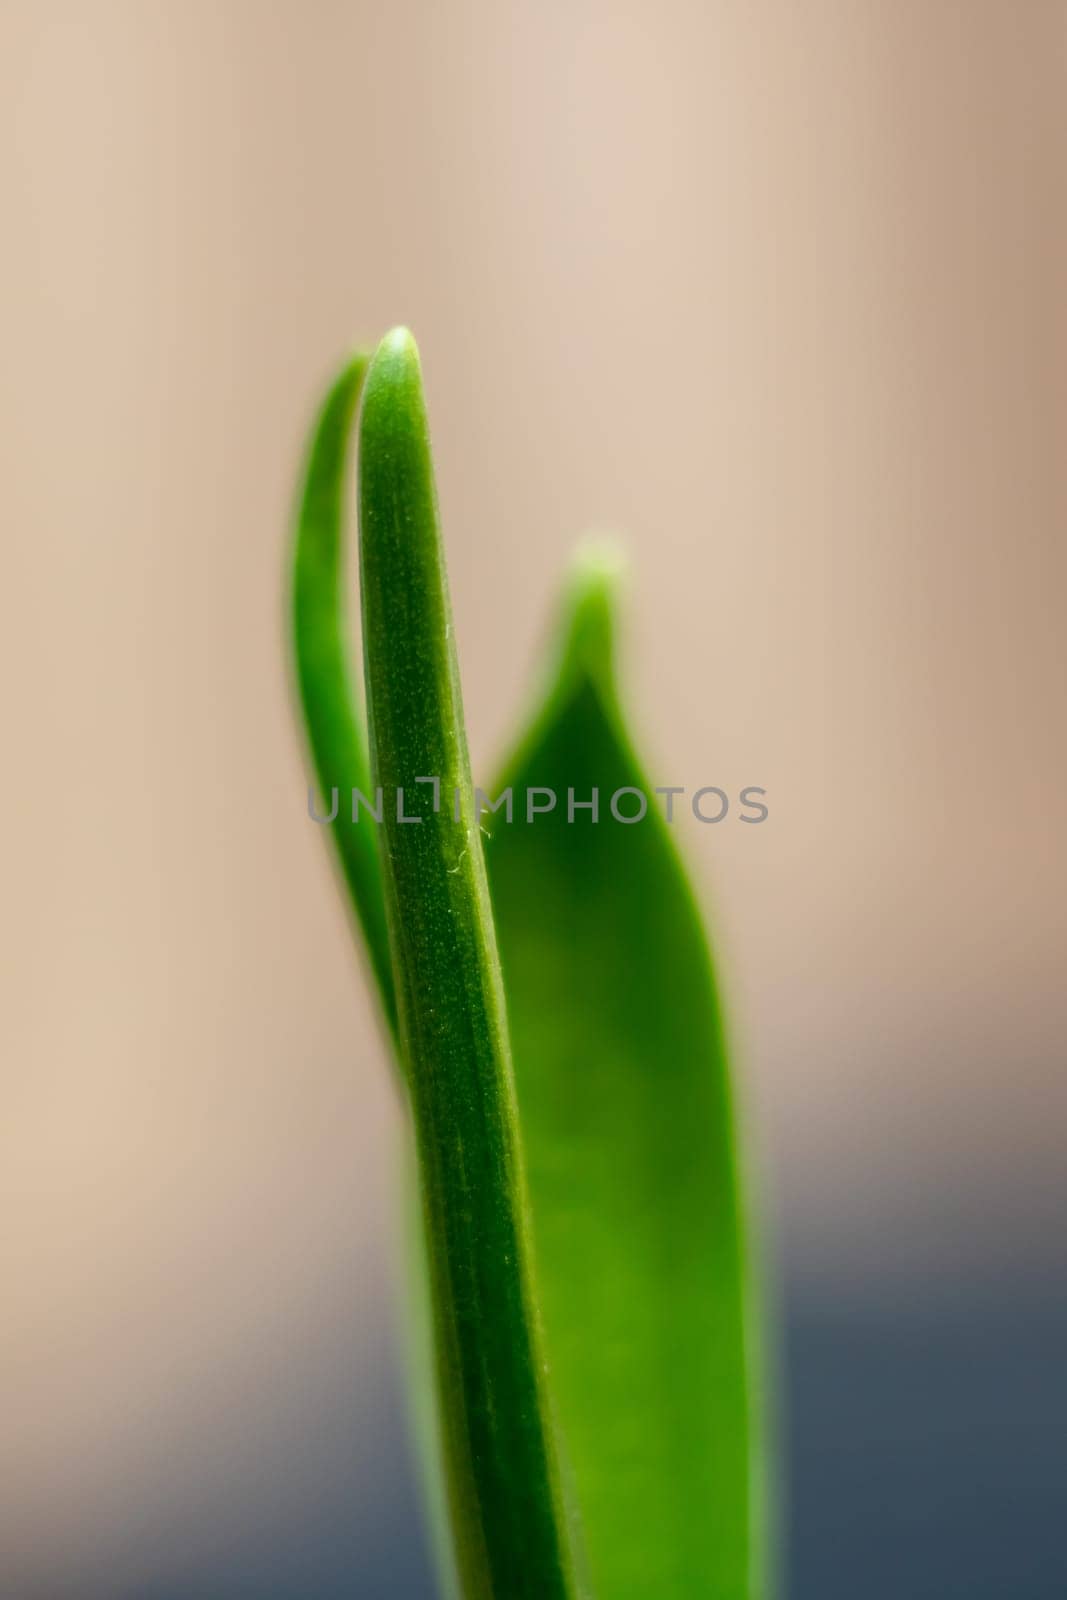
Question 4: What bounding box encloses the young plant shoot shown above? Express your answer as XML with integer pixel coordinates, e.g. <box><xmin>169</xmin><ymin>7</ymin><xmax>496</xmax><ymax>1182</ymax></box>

<box><xmin>290</xmin><ymin>329</ymin><xmax>768</xmax><ymax>1600</ymax></box>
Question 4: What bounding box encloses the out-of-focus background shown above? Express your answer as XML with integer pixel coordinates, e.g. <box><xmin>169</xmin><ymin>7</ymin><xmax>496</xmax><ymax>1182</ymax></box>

<box><xmin>2</xmin><ymin>3</ymin><xmax>1065</xmax><ymax>1596</ymax></box>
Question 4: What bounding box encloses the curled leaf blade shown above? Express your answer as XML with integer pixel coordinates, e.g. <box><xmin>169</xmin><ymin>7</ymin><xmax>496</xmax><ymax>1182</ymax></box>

<box><xmin>290</xmin><ymin>353</ymin><xmax>396</xmax><ymax>1032</ymax></box>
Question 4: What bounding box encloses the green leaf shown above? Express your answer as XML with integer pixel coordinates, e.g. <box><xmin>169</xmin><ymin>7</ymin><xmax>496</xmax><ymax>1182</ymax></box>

<box><xmin>291</xmin><ymin>340</ymin><xmax>769</xmax><ymax>1600</ymax></box>
<box><xmin>483</xmin><ymin>547</ymin><xmax>769</xmax><ymax>1600</ymax></box>
<box><xmin>357</xmin><ymin>328</ymin><xmax>583</xmax><ymax>1600</ymax></box>
<box><xmin>290</xmin><ymin>353</ymin><xmax>396</xmax><ymax>1035</ymax></box>
<box><xmin>290</xmin><ymin>363</ymin><xmax>459</xmax><ymax>1590</ymax></box>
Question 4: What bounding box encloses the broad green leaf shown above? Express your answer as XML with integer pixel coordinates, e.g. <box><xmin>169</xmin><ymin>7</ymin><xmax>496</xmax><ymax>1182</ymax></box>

<box><xmin>290</xmin><ymin>353</ymin><xmax>396</xmax><ymax>1035</ymax></box>
<box><xmin>357</xmin><ymin>328</ymin><xmax>583</xmax><ymax>1600</ymax></box>
<box><xmin>483</xmin><ymin>548</ymin><xmax>769</xmax><ymax>1600</ymax></box>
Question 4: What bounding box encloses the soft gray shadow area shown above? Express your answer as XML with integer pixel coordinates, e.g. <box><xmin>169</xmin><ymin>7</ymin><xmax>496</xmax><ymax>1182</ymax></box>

<box><xmin>786</xmin><ymin>1275</ymin><xmax>1067</xmax><ymax>1600</ymax></box>
<box><xmin>80</xmin><ymin>1270</ymin><xmax>1067</xmax><ymax>1600</ymax></box>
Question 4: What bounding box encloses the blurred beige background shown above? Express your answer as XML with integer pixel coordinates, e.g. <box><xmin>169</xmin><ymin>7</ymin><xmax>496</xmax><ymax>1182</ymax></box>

<box><xmin>2</xmin><ymin>3</ymin><xmax>1065</xmax><ymax>1596</ymax></box>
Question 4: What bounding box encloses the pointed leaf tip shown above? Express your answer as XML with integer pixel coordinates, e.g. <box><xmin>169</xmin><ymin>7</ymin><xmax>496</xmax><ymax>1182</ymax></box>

<box><xmin>554</xmin><ymin>540</ymin><xmax>628</xmax><ymax>700</ymax></box>
<box><xmin>367</xmin><ymin>325</ymin><xmax>423</xmax><ymax>396</ymax></box>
